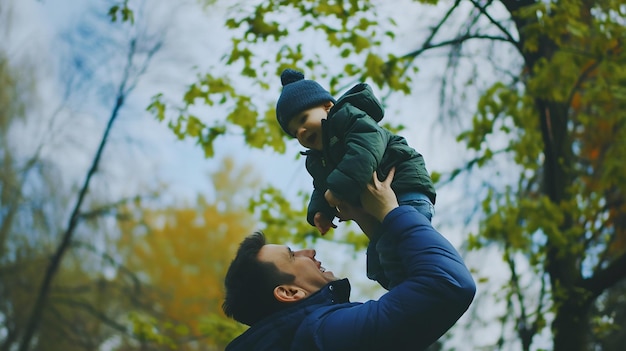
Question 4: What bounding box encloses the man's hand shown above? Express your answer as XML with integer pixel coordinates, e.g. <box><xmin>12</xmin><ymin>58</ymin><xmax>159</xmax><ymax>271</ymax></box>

<box><xmin>334</xmin><ymin>200</ymin><xmax>381</xmax><ymax>240</ymax></box>
<box><xmin>331</xmin><ymin>168</ymin><xmax>398</xmax><ymax>239</ymax></box>
<box><xmin>361</xmin><ymin>168</ymin><xmax>398</xmax><ymax>222</ymax></box>
<box><xmin>326</xmin><ymin>189</ymin><xmax>371</xmax><ymax>225</ymax></box>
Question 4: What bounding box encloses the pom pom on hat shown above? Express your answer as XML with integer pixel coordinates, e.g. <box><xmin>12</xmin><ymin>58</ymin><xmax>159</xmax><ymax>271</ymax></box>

<box><xmin>276</xmin><ymin>69</ymin><xmax>335</xmax><ymax>137</ymax></box>
<box><xmin>281</xmin><ymin>69</ymin><xmax>305</xmax><ymax>86</ymax></box>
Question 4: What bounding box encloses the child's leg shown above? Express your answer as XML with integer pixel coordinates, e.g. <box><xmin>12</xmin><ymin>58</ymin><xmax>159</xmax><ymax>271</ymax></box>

<box><xmin>397</xmin><ymin>192</ymin><xmax>434</xmax><ymax>221</ymax></box>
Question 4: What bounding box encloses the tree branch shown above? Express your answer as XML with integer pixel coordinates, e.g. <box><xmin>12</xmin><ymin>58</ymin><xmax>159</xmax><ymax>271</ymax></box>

<box><xmin>78</xmin><ymin>193</ymin><xmax>156</xmax><ymax>219</ymax></box>
<box><xmin>439</xmin><ymin>147</ymin><xmax>510</xmax><ymax>186</ymax></box>
<box><xmin>339</xmin><ymin>1</ymin><xmax>465</xmax><ymax>92</ymax></box>
<box><xmin>400</xmin><ymin>0</ymin><xmax>462</xmax><ymax>60</ymax></box>
<box><xmin>70</xmin><ymin>240</ymin><xmax>143</xmax><ymax>295</ymax></box>
<box><xmin>564</xmin><ymin>59</ymin><xmax>601</xmax><ymax>114</ymax></box>
<box><xmin>500</xmin><ymin>0</ymin><xmax>536</xmax><ymax>14</ymax></box>
<box><xmin>18</xmin><ymin>33</ymin><xmax>162</xmax><ymax>351</ymax></box>
<box><xmin>505</xmin><ymin>246</ymin><xmax>537</xmax><ymax>351</ymax></box>
<box><xmin>51</xmin><ymin>298</ymin><xmax>132</xmax><ymax>336</ymax></box>
<box><xmin>18</xmin><ymin>83</ymin><xmax>125</xmax><ymax>351</ymax></box>
<box><xmin>583</xmin><ymin>252</ymin><xmax>626</xmax><ymax>298</ymax></box>
<box><xmin>468</xmin><ymin>0</ymin><xmax>521</xmax><ymax>54</ymax></box>
<box><xmin>401</xmin><ymin>34</ymin><xmax>514</xmax><ymax>61</ymax></box>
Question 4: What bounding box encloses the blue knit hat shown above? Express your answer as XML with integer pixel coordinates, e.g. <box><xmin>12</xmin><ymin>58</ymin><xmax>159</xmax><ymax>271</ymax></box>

<box><xmin>276</xmin><ymin>69</ymin><xmax>336</xmax><ymax>137</ymax></box>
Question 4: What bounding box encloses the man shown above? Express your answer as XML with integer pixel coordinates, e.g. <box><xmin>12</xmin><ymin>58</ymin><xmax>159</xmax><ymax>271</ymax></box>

<box><xmin>222</xmin><ymin>169</ymin><xmax>476</xmax><ymax>350</ymax></box>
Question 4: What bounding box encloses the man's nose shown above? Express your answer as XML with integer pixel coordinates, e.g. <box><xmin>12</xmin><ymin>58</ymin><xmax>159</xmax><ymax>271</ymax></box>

<box><xmin>295</xmin><ymin>249</ymin><xmax>316</xmax><ymax>258</ymax></box>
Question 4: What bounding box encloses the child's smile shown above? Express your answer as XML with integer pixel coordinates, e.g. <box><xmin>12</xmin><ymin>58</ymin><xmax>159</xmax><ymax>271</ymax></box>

<box><xmin>288</xmin><ymin>104</ymin><xmax>330</xmax><ymax>151</ymax></box>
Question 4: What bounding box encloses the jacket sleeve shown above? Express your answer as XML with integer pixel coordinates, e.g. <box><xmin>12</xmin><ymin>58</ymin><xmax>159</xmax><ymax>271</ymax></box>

<box><xmin>326</xmin><ymin>109</ymin><xmax>389</xmax><ymax>205</ymax></box>
<box><xmin>305</xmin><ymin>154</ymin><xmax>337</xmax><ymax>227</ymax></box>
<box><xmin>306</xmin><ymin>187</ymin><xmax>336</xmax><ymax>227</ymax></box>
<box><xmin>313</xmin><ymin>206</ymin><xmax>476</xmax><ymax>350</ymax></box>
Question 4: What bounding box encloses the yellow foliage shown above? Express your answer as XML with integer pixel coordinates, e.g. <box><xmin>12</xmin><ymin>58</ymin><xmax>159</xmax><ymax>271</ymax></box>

<box><xmin>117</xmin><ymin>158</ymin><xmax>258</xmax><ymax>349</ymax></box>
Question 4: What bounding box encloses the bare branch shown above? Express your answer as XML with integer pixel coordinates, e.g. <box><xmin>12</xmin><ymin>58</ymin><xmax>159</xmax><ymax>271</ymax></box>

<box><xmin>78</xmin><ymin>193</ymin><xmax>156</xmax><ymax>219</ymax></box>
<box><xmin>18</xmin><ymin>34</ymin><xmax>162</xmax><ymax>351</ymax></box>
<box><xmin>70</xmin><ymin>240</ymin><xmax>143</xmax><ymax>295</ymax></box>
<box><xmin>117</xmin><ymin>35</ymin><xmax>165</xmax><ymax>99</ymax></box>
<box><xmin>51</xmin><ymin>298</ymin><xmax>132</xmax><ymax>336</ymax></box>
<box><xmin>468</xmin><ymin>0</ymin><xmax>521</xmax><ymax>54</ymax></box>
<box><xmin>400</xmin><ymin>0</ymin><xmax>463</xmax><ymax>61</ymax></box>
<box><xmin>583</xmin><ymin>252</ymin><xmax>626</xmax><ymax>298</ymax></box>
<box><xmin>439</xmin><ymin>147</ymin><xmax>510</xmax><ymax>186</ymax></box>
<box><xmin>505</xmin><ymin>248</ymin><xmax>537</xmax><ymax>351</ymax></box>
<box><xmin>402</xmin><ymin>33</ymin><xmax>514</xmax><ymax>60</ymax></box>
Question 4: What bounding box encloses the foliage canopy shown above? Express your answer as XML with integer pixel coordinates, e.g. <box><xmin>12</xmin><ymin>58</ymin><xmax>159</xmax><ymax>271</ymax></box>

<box><xmin>149</xmin><ymin>1</ymin><xmax>626</xmax><ymax>350</ymax></box>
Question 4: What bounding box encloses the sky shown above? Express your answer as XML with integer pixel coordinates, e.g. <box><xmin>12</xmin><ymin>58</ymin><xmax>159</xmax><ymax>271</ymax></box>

<box><xmin>1</xmin><ymin>0</ymin><xmax>554</xmax><ymax>349</ymax></box>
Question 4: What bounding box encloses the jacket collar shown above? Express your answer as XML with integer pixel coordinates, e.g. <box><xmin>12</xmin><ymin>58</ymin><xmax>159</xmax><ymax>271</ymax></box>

<box><xmin>225</xmin><ymin>279</ymin><xmax>351</xmax><ymax>350</ymax></box>
<box><xmin>304</xmin><ymin>278</ymin><xmax>351</xmax><ymax>305</ymax></box>
<box><xmin>329</xmin><ymin>83</ymin><xmax>384</xmax><ymax>122</ymax></box>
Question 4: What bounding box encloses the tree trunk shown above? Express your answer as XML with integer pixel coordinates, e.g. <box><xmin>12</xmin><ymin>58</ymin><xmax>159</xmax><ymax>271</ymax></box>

<box><xmin>552</xmin><ymin>291</ymin><xmax>592</xmax><ymax>351</ymax></box>
<box><xmin>538</xmin><ymin>90</ymin><xmax>585</xmax><ymax>351</ymax></box>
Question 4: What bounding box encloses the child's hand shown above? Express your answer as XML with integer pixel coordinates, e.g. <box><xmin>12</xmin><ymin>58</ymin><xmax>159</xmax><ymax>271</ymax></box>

<box><xmin>314</xmin><ymin>212</ymin><xmax>337</xmax><ymax>235</ymax></box>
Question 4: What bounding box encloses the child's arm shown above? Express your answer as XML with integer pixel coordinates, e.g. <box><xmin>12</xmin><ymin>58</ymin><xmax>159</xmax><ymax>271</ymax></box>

<box><xmin>307</xmin><ymin>187</ymin><xmax>337</xmax><ymax>230</ymax></box>
<box><xmin>326</xmin><ymin>113</ymin><xmax>390</xmax><ymax>206</ymax></box>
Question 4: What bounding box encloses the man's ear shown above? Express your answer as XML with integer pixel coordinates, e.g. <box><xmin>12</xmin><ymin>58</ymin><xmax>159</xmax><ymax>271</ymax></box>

<box><xmin>274</xmin><ymin>285</ymin><xmax>307</xmax><ymax>303</ymax></box>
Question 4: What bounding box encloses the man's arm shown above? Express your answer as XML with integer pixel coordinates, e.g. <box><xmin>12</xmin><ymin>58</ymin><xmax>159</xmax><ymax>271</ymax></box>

<box><xmin>330</xmin><ymin>169</ymin><xmax>394</xmax><ymax>288</ymax></box>
<box><xmin>311</xmin><ymin>171</ymin><xmax>476</xmax><ymax>350</ymax></box>
<box><xmin>331</xmin><ymin>167</ymin><xmax>398</xmax><ymax>240</ymax></box>
<box><xmin>327</xmin><ymin>193</ymin><xmax>382</xmax><ymax>241</ymax></box>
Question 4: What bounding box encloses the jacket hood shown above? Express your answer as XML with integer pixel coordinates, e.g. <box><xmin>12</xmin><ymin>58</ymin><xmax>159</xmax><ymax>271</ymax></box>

<box><xmin>330</xmin><ymin>83</ymin><xmax>384</xmax><ymax>122</ymax></box>
<box><xmin>225</xmin><ymin>279</ymin><xmax>351</xmax><ymax>351</ymax></box>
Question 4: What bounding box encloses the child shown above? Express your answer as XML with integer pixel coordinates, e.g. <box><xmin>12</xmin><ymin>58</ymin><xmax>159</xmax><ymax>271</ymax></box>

<box><xmin>275</xmin><ymin>68</ymin><xmax>436</xmax><ymax>289</ymax></box>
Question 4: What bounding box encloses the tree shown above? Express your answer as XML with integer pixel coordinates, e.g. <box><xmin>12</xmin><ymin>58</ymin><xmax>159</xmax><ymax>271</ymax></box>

<box><xmin>588</xmin><ymin>278</ymin><xmax>626</xmax><ymax>351</ymax></box>
<box><xmin>17</xmin><ymin>31</ymin><xmax>163</xmax><ymax>351</ymax></box>
<box><xmin>456</xmin><ymin>2</ymin><xmax>626</xmax><ymax>350</ymax></box>
<box><xmin>0</xmin><ymin>19</ymin><xmax>82</xmax><ymax>351</ymax></box>
<box><xmin>150</xmin><ymin>1</ymin><xmax>626</xmax><ymax>350</ymax></box>
<box><xmin>116</xmin><ymin>158</ymin><xmax>255</xmax><ymax>350</ymax></box>
<box><xmin>0</xmin><ymin>1</ymin><xmax>169</xmax><ymax>349</ymax></box>
<box><xmin>0</xmin><ymin>45</ymin><xmax>139</xmax><ymax>351</ymax></box>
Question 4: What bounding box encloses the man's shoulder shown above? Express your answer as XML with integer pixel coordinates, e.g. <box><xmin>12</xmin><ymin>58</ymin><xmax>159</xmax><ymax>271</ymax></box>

<box><xmin>227</xmin><ymin>281</ymin><xmax>354</xmax><ymax>350</ymax></box>
<box><xmin>225</xmin><ymin>305</ymin><xmax>309</xmax><ymax>351</ymax></box>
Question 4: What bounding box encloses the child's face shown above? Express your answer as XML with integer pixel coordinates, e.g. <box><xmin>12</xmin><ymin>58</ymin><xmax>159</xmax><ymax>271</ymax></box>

<box><xmin>288</xmin><ymin>103</ymin><xmax>331</xmax><ymax>151</ymax></box>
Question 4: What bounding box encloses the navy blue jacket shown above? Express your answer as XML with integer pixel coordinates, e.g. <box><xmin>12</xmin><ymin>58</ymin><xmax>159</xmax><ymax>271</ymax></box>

<box><xmin>225</xmin><ymin>206</ymin><xmax>476</xmax><ymax>350</ymax></box>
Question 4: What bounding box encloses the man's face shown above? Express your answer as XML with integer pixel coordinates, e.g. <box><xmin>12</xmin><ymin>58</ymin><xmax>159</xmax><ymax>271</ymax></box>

<box><xmin>258</xmin><ymin>244</ymin><xmax>337</xmax><ymax>296</ymax></box>
<box><xmin>287</xmin><ymin>104</ymin><xmax>329</xmax><ymax>151</ymax></box>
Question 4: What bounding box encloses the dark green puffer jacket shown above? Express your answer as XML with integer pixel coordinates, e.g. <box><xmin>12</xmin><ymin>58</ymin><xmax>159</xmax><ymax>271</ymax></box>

<box><xmin>303</xmin><ymin>83</ymin><xmax>436</xmax><ymax>226</ymax></box>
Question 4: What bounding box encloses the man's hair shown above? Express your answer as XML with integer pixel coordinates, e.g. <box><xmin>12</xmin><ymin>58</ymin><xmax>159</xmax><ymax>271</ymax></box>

<box><xmin>222</xmin><ymin>232</ymin><xmax>295</xmax><ymax>325</ymax></box>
